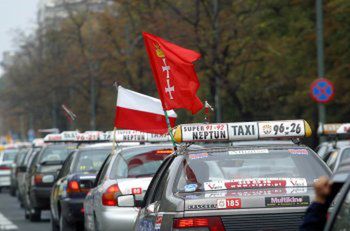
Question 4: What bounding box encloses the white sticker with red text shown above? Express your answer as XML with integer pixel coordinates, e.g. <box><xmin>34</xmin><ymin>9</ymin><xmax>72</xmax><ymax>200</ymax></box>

<box><xmin>217</xmin><ymin>198</ymin><xmax>242</xmax><ymax>209</ymax></box>
<box><xmin>204</xmin><ymin>178</ymin><xmax>307</xmax><ymax>191</ymax></box>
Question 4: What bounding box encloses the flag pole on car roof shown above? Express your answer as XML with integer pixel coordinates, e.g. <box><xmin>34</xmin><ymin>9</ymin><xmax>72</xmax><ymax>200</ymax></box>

<box><xmin>112</xmin><ymin>82</ymin><xmax>119</xmax><ymax>154</ymax></box>
<box><xmin>163</xmin><ymin>110</ymin><xmax>177</xmax><ymax>151</ymax></box>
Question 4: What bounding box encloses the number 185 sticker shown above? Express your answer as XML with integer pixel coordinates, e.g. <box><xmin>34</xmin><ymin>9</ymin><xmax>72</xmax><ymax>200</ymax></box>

<box><xmin>217</xmin><ymin>198</ymin><xmax>241</xmax><ymax>209</ymax></box>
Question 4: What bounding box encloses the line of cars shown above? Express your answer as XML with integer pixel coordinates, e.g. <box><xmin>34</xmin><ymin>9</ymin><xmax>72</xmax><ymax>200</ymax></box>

<box><xmin>3</xmin><ymin>119</ymin><xmax>350</xmax><ymax>230</ymax></box>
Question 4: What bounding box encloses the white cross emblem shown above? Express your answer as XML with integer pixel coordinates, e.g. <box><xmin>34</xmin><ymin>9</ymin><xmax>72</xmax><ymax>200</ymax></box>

<box><xmin>165</xmin><ymin>79</ymin><xmax>175</xmax><ymax>99</ymax></box>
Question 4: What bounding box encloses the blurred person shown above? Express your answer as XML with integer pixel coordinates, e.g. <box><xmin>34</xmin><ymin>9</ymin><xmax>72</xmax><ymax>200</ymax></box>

<box><xmin>300</xmin><ymin>176</ymin><xmax>332</xmax><ymax>231</ymax></box>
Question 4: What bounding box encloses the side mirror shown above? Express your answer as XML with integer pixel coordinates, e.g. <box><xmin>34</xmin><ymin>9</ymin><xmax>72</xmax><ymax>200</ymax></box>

<box><xmin>117</xmin><ymin>195</ymin><xmax>135</xmax><ymax>207</ymax></box>
<box><xmin>42</xmin><ymin>175</ymin><xmax>55</xmax><ymax>183</ymax></box>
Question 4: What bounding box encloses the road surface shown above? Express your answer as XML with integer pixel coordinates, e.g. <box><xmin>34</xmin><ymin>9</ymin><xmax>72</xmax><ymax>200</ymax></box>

<box><xmin>0</xmin><ymin>189</ymin><xmax>50</xmax><ymax>231</ymax></box>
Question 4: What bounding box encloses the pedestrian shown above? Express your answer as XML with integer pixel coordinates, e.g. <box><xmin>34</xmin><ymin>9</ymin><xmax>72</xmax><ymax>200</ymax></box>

<box><xmin>300</xmin><ymin>176</ymin><xmax>332</xmax><ymax>231</ymax></box>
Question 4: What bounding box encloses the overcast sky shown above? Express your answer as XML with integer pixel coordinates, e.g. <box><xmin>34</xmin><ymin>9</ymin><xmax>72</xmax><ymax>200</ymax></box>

<box><xmin>0</xmin><ymin>0</ymin><xmax>39</xmax><ymax>75</ymax></box>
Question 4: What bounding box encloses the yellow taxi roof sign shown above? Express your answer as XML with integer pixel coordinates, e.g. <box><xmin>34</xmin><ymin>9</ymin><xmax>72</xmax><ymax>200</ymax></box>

<box><xmin>173</xmin><ymin>120</ymin><xmax>312</xmax><ymax>143</ymax></box>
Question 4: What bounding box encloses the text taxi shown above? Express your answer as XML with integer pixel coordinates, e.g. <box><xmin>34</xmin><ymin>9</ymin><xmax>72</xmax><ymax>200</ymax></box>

<box><xmin>124</xmin><ymin>120</ymin><xmax>331</xmax><ymax>231</ymax></box>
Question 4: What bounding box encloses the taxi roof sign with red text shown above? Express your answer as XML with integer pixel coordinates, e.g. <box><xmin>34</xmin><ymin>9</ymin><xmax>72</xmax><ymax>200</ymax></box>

<box><xmin>44</xmin><ymin>130</ymin><xmax>171</xmax><ymax>143</ymax></box>
<box><xmin>173</xmin><ymin>120</ymin><xmax>312</xmax><ymax>143</ymax></box>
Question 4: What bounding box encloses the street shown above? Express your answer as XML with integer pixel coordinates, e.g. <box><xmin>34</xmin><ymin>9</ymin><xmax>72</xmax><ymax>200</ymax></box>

<box><xmin>0</xmin><ymin>190</ymin><xmax>50</xmax><ymax>231</ymax></box>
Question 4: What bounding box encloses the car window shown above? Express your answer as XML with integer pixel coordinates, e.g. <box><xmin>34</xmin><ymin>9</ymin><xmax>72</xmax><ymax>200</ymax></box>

<box><xmin>326</xmin><ymin>150</ymin><xmax>338</xmax><ymax>171</ymax></box>
<box><xmin>2</xmin><ymin>149</ymin><xmax>18</xmax><ymax>162</ymax></box>
<box><xmin>340</xmin><ymin>148</ymin><xmax>350</xmax><ymax>163</ymax></box>
<box><xmin>72</xmin><ymin>148</ymin><xmax>110</xmax><ymax>174</ymax></box>
<box><xmin>96</xmin><ymin>154</ymin><xmax>113</xmax><ymax>186</ymax></box>
<box><xmin>109</xmin><ymin>146</ymin><xmax>172</xmax><ymax>179</ymax></box>
<box><xmin>39</xmin><ymin>145</ymin><xmax>74</xmax><ymax>163</ymax></box>
<box><xmin>332</xmin><ymin>187</ymin><xmax>350</xmax><ymax>230</ymax></box>
<box><xmin>144</xmin><ymin>156</ymin><xmax>174</xmax><ymax>206</ymax></box>
<box><xmin>58</xmin><ymin>153</ymin><xmax>75</xmax><ymax>178</ymax></box>
<box><xmin>175</xmin><ymin>147</ymin><xmax>329</xmax><ymax>192</ymax></box>
<box><xmin>16</xmin><ymin>149</ymin><xmax>28</xmax><ymax>165</ymax></box>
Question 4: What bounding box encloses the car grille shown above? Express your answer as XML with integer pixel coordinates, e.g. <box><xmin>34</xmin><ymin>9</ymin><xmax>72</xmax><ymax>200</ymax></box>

<box><xmin>221</xmin><ymin>212</ymin><xmax>305</xmax><ymax>231</ymax></box>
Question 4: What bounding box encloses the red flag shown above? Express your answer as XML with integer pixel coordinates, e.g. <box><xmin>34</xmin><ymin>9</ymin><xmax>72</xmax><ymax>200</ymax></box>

<box><xmin>114</xmin><ymin>86</ymin><xmax>177</xmax><ymax>134</ymax></box>
<box><xmin>143</xmin><ymin>32</ymin><xmax>203</xmax><ymax>114</ymax></box>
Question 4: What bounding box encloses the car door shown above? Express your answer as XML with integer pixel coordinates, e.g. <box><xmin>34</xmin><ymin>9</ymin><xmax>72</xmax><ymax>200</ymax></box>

<box><xmin>51</xmin><ymin>152</ymin><xmax>75</xmax><ymax>220</ymax></box>
<box><xmin>85</xmin><ymin>154</ymin><xmax>112</xmax><ymax>220</ymax></box>
<box><xmin>135</xmin><ymin>156</ymin><xmax>174</xmax><ymax>231</ymax></box>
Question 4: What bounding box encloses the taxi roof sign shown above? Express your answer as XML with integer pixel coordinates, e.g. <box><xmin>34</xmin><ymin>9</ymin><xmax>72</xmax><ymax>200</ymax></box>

<box><xmin>109</xmin><ymin>130</ymin><xmax>171</xmax><ymax>142</ymax></box>
<box><xmin>173</xmin><ymin>120</ymin><xmax>311</xmax><ymax>143</ymax></box>
<box><xmin>318</xmin><ymin>123</ymin><xmax>350</xmax><ymax>135</ymax></box>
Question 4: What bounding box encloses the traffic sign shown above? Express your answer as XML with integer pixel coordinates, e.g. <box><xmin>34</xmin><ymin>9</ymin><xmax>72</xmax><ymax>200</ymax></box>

<box><xmin>310</xmin><ymin>78</ymin><xmax>334</xmax><ymax>103</ymax></box>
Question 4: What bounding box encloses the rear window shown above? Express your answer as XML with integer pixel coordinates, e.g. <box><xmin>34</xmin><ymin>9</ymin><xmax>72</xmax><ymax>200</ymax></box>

<box><xmin>73</xmin><ymin>149</ymin><xmax>110</xmax><ymax>174</ymax></box>
<box><xmin>340</xmin><ymin>148</ymin><xmax>350</xmax><ymax>163</ymax></box>
<box><xmin>110</xmin><ymin>146</ymin><xmax>173</xmax><ymax>179</ymax></box>
<box><xmin>3</xmin><ymin>149</ymin><xmax>18</xmax><ymax>162</ymax></box>
<box><xmin>39</xmin><ymin>145</ymin><xmax>74</xmax><ymax>164</ymax></box>
<box><xmin>16</xmin><ymin>149</ymin><xmax>28</xmax><ymax>165</ymax></box>
<box><xmin>175</xmin><ymin>147</ymin><xmax>329</xmax><ymax>192</ymax></box>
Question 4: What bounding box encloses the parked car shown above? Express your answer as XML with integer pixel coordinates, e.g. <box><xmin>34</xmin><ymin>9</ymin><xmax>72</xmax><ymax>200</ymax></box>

<box><xmin>10</xmin><ymin>146</ymin><xmax>30</xmax><ymax>196</ymax></box>
<box><xmin>84</xmin><ymin>144</ymin><xmax>174</xmax><ymax>231</ymax></box>
<box><xmin>50</xmin><ymin>142</ymin><xmax>113</xmax><ymax>231</ymax></box>
<box><xmin>24</xmin><ymin>143</ymin><xmax>76</xmax><ymax>221</ymax></box>
<box><xmin>0</xmin><ymin>146</ymin><xmax>20</xmax><ymax>192</ymax></box>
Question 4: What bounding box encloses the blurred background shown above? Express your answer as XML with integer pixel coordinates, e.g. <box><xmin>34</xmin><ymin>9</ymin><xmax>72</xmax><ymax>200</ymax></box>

<box><xmin>0</xmin><ymin>0</ymin><xmax>349</xmax><ymax>145</ymax></box>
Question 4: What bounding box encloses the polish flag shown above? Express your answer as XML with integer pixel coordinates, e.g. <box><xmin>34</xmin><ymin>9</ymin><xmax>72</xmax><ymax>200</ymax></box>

<box><xmin>114</xmin><ymin>86</ymin><xmax>177</xmax><ymax>134</ymax></box>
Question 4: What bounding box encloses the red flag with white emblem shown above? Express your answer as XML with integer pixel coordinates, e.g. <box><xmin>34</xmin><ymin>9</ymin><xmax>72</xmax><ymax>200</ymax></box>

<box><xmin>143</xmin><ymin>32</ymin><xmax>203</xmax><ymax>114</ymax></box>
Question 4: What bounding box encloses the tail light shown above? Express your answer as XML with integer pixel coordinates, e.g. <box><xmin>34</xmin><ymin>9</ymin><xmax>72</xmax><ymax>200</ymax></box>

<box><xmin>67</xmin><ymin>180</ymin><xmax>80</xmax><ymax>194</ymax></box>
<box><xmin>0</xmin><ymin>165</ymin><xmax>11</xmax><ymax>170</ymax></box>
<box><xmin>33</xmin><ymin>174</ymin><xmax>43</xmax><ymax>185</ymax></box>
<box><xmin>102</xmin><ymin>184</ymin><xmax>120</xmax><ymax>206</ymax></box>
<box><xmin>173</xmin><ymin>217</ymin><xmax>225</xmax><ymax>231</ymax></box>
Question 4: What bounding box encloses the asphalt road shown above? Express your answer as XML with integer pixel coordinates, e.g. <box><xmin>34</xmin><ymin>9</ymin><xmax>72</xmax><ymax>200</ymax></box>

<box><xmin>0</xmin><ymin>189</ymin><xmax>50</xmax><ymax>231</ymax></box>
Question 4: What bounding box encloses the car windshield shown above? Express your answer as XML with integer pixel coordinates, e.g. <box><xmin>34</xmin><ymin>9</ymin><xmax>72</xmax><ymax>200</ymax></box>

<box><xmin>3</xmin><ymin>149</ymin><xmax>18</xmax><ymax>162</ymax></box>
<box><xmin>39</xmin><ymin>145</ymin><xmax>74</xmax><ymax>163</ymax></box>
<box><xmin>110</xmin><ymin>146</ymin><xmax>173</xmax><ymax>179</ymax></box>
<box><xmin>175</xmin><ymin>147</ymin><xmax>329</xmax><ymax>192</ymax></box>
<box><xmin>73</xmin><ymin>148</ymin><xmax>110</xmax><ymax>174</ymax></box>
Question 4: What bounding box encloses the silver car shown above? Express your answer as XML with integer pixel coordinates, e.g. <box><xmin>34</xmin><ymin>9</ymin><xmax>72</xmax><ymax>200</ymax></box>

<box><xmin>325</xmin><ymin>145</ymin><xmax>350</xmax><ymax>172</ymax></box>
<box><xmin>0</xmin><ymin>147</ymin><xmax>19</xmax><ymax>191</ymax></box>
<box><xmin>132</xmin><ymin>143</ymin><xmax>331</xmax><ymax>231</ymax></box>
<box><xmin>84</xmin><ymin>144</ymin><xmax>174</xmax><ymax>231</ymax></box>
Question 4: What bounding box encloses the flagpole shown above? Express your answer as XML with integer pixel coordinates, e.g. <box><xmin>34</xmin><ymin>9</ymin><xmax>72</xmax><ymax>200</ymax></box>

<box><xmin>112</xmin><ymin>82</ymin><xmax>119</xmax><ymax>154</ymax></box>
<box><xmin>163</xmin><ymin>110</ymin><xmax>177</xmax><ymax>150</ymax></box>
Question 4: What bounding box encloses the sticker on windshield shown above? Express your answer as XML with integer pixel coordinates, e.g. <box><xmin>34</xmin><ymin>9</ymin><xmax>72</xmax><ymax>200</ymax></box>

<box><xmin>265</xmin><ymin>196</ymin><xmax>310</xmax><ymax>207</ymax></box>
<box><xmin>184</xmin><ymin>184</ymin><xmax>198</xmax><ymax>192</ymax></box>
<box><xmin>229</xmin><ymin>149</ymin><xmax>269</xmax><ymax>155</ymax></box>
<box><xmin>288</xmin><ymin>149</ymin><xmax>308</xmax><ymax>155</ymax></box>
<box><xmin>204</xmin><ymin>178</ymin><xmax>307</xmax><ymax>191</ymax></box>
<box><xmin>189</xmin><ymin>153</ymin><xmax>208</xmax><ymax>160</ymax></box>
<box><xmin>217</xmin><ymin>198</ymin><xmax>241</xmax><ymax>209</ymax></box>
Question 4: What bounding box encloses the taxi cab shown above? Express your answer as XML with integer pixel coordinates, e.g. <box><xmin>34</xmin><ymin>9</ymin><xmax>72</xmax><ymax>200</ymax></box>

<box><xmin>316</xmin><ymin>123</ymin><xmax>350</xmax><ymax>162</ymax></box>
<box><xmin>126</xmin><ymin>120</ymin><xmax>331</xmax><ymax>231</ymax></box>
<box><xmin>84</xmin><ymin>131</ymin><xmax>179</xmax><ymax>231</ymax></box>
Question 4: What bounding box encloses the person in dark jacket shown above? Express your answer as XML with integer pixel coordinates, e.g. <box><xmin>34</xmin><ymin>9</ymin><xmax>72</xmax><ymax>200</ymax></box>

<box><xmin>300</xmin><ymin>176</ymin><xmax>332</xmax><ymax>231</ymax></box>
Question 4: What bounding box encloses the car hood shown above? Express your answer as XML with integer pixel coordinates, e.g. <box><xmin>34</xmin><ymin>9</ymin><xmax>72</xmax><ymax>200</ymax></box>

<box><xmin>177</xmin><ymin>187</ymin><xmax>314</xmax><ymax>211</ymax></box>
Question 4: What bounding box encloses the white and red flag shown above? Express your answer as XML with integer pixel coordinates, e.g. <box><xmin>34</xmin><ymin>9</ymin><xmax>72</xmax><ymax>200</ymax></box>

<box><xmin>114</xmin><ymin>86</ymin><xmax>177</xmax><ymax>134</ymax></box>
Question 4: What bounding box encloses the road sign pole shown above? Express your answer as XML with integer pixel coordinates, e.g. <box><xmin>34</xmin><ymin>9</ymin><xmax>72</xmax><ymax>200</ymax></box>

<box><xmin>316</xmin><ymin>0</ymin><xmax>326</xmax><ymax>139</ymax></box>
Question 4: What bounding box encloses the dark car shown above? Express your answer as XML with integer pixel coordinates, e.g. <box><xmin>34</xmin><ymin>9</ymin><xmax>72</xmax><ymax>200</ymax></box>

<box><xmin>324</xmin><ymin>159</ymin><xmax>350</xmax><ymax>231</ymax></box>
<box><xmin>50</xmin><ymin>143</ymin><xmax>112</xmax><ymax>231</ymax></box>
<box><xmin>18</xmin><ymin>147</ymin><xmax>44</xmax><ymax>209</ymax></box>
<box><xmin>9</xmin><ymin>147</ymin><xmax>30</xmax><ymax>196</ymax></box>
<box><xmin>24</xmin><ymin>143</ymin><xmax>75</xmax><ymax>221</ymax></box>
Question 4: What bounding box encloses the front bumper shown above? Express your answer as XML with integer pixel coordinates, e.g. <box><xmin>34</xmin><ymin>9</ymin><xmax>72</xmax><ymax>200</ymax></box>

<box><xmin>99</xmin><ymin>207</ymin><xmax>140</xmax><ymax>231</ymax></box>
<box><xmin>61</xmin><ymin>198</ymin><xmax>85</xmax><ymax>225</ymax></box>
<box><xmin>30</xmin><ymin>186</ymin><xmax>52</xmax><ymax>209</ymax></box>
